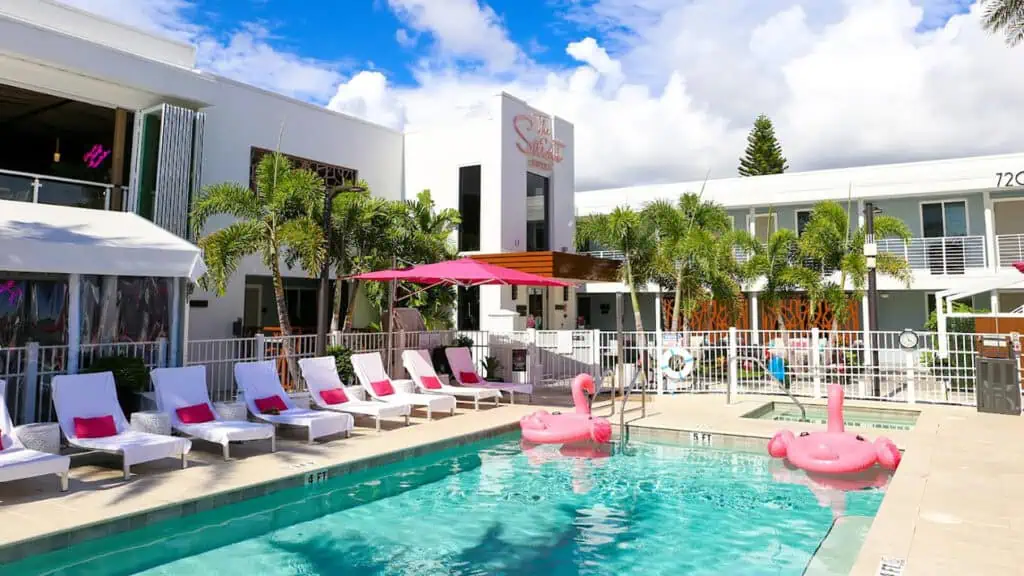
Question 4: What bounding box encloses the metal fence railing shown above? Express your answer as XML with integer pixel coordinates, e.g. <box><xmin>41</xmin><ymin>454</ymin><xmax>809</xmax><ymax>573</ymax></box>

<box><xmin>0</xmin><ymin>327</ymin><xmax>1005</xmax><ymax>424</ymax></box>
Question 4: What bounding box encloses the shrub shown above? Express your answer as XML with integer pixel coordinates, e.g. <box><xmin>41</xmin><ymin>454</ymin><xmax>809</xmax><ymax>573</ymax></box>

<box><xmin>326</xmin><ymin>345</ymin><xmax>355</xmax><ymax>384</ymax></box>
<box><xmin>82</xmin><ymin>355</ymin><xmax>149</xmax><ymax>414</ymax></box>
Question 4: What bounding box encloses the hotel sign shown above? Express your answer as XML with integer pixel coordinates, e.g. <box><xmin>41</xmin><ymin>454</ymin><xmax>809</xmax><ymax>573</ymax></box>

<box><xmin>513</xmin><ymin>113</ymin><xmax>565</xmax><ymax>171</ymax></box>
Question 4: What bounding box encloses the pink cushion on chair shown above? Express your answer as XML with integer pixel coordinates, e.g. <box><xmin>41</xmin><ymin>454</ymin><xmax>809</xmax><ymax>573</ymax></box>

<box><xmin>320</xmin><ymin>388</ymin><xmax>349</xmax><ymax>405</ymax></box>
<box><xmin>74</xmin><ymin>415</ymin><xmax>117</xmax><ymax>439</ymax></box>
<box><xmin>371</xmin><ymin>380</ymin><xmax>395</xmax><ymax>396</ymax></box>
<box><xmin>176</xmin><ymin>403</ymin><xmax>215</xmax><ymax>424</ymax></box>
<box><xmin>254</xmin><ymin>395</ymin><xmax>288</xmax><ymax>413</ymax></box>
<box><xmin>459</xmin><ymin>371</ymin><xmax>481</xmax><ymax>384</ymax></box>
<box><xmin>421</xmin><ymin>376</ymin><xmax>443</xmax><ymax>390</ymax></box>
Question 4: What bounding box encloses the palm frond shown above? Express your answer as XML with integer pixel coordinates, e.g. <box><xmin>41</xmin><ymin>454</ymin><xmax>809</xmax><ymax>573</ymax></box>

<box><xmin>190</xmin><ymin>182</ymin><xmax>262</xmax><ymax>238</ymax></box>
<box><xmin>196</xmin><ymin>221</ymin><xmax>264</xmax><ymax>296</ymax></box>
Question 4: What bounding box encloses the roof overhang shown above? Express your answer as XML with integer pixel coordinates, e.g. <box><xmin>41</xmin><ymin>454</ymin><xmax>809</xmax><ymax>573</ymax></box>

<box><xmin>0</xmin><ymin>200</ymin><xmax>206</xmax><ymax>281</ymax></box>
<box><xmin>469</xmin><ymin>251</ymin><xmax>620</xmax><ymax>283</ymax></box>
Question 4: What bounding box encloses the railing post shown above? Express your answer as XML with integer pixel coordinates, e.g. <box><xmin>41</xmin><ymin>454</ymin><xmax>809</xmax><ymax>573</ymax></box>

<box><xmin>859</xmin><ymin>334</ymin><xmax>870</xmax><ymax>398</ymax></box>
<box><xmin>104</xmin><ymin>186</ymin><xmax>112</xmax><ymax>210</ymax></box>
<box><xmin>157</xmin><ymin>337</ymin><xmax>168</xmax><ymax>368</ymax></box>
<box><xmin>255</xmin><ymin>333</ymin><xmax>266</xmax><ymax>361</ymax></box>
<box><xmin>727</xmin><ymin>327</ymin><xmax>738</xmax><ymax>404</ymax></box>
<box><xmin>31</xmin><ymin>178</ymin><xmax>40</xmax><ymax>203</ymax></box>
<box><xmin>904</xmin><ymin>349</ymin><xmax>916</xmax><ymax>404</ymax></box>
<box><xmin>590</xmin><ymin>329</ymin><xmax>601</xmax><ymax>378</ymax></box>
<box><xmin>811</xmin><ymin>327</ymin><xmax>821</xmax><ymax>399</ymax></box>
<box><xmin>22</xmin><ymin>342</ymin><xmax>40</xmax><ymax>425</ymax></box>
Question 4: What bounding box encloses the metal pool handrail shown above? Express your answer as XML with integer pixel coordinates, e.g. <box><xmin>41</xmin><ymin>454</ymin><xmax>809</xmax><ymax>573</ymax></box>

<box><xmin>737</xmin><ymin>355</ymin><xmax>807</xmax><ymax>421</ymax></box>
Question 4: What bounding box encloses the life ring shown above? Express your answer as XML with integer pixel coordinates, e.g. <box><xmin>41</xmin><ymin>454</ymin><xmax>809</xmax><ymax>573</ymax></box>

<box><xmin>659</xmin><ymin>347</ymin><xmax>694</xmax><ymax>384</ymax></box>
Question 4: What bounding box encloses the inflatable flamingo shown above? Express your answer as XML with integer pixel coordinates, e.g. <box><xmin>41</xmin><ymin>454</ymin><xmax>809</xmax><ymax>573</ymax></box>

<box><xmin>768</xmin><ymin>384</ymin><xmax>901</xmax><ymax>475</ymax></box>
<box><xmin>520</xmin><ymin>374</ymin><xmax>612</xmax><ymax>445</ymax></box>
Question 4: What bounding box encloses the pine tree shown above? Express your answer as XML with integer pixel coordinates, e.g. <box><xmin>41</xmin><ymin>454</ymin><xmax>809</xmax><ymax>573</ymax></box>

<box><xmin>738</xmin><ymin>114</ymin><xmax>789</xmax><ymax>177</ymax></box>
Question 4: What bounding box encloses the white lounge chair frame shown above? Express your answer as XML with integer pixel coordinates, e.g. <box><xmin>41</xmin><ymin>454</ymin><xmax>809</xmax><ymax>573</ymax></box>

<box><xmin>402</xmin><ymin>349</ymin><xmax>502</xmax><ymax>410</ymax></box>
<box><xmin>51</xmin><ymin>372</ymin><xmax>191</xmax><ymax>480</ymax></box>
<box><xmin>233</xmin><ymin>360</ymin><xmax>353</xmax><ymax>443</ymax></box>
<box><xmin>0</xmin><ymin>380</ymin><xmax>70</xmax><ymax>491</ymax></box>
<box><xmin>444</xmin><ymin>347</ymin><xmax>533</xmax><ymax>404</ymax></box>
<box><xmin>350</xmin><ymin>352</ymin><xmax>456</xmax><ymax>420</ymax></box>
<box><xmin>298</xmin><ymin>357</ymin><xmax>411</xmax><ymax>432</ymax></box>
<box><xmin>151</xmin><ymin>365</ymin><xmax>276</xmax><ymax>459</ymax></box>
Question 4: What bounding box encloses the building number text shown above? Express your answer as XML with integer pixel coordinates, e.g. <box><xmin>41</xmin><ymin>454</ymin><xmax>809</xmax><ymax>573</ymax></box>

<box><xmin>995</xmin><ymin>171</ymin><xmax>1024</xmax><ymax>187</ymax></box>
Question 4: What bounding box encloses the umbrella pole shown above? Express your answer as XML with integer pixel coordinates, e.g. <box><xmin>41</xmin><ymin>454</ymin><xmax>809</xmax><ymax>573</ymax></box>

<box><xmin>387</xmin><ymin>256</ymin><xmax>397</xmax><ymax>375</ymax></box>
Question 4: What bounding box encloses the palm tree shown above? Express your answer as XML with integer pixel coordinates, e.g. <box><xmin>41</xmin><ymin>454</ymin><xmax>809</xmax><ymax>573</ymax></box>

<box><xmin>643</xmin><ymin>194</ymin><xmax>744</xmax><ymax>332</ymax></box>
<box><xmin>322</xmin><ymin>181</ymin><xmax>377</xmax><ymax>331</ymax></box>
<box><xmin>980</xmin><ymin>0</ymin><xmax>1024</xmax><ymax>46</ymax></box>
<box><xmin>738</xmin><ymin>223</ymin><xmax>820</xmax><ymax>333</ymax></box>
<box><xmin>191</xmin><ymin>152</ymin><xmax>325</xmax><ymax>366</ymax></box>
<box><xmin>575</xmin><ymin>207</ymin><xmax>657</xmax><ymax>332</ymax></box>
<box><xmin>798</xmin><ymin>200</ymin><xmax>911</xmax><ymax>332</ymax></box>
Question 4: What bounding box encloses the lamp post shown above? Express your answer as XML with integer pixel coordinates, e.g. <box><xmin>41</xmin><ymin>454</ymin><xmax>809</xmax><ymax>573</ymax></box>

<box><xmin>317</xmin><ymin>184</ymin><xmax>367</xmax><ymax>356</ymax></box>
<box><xmin>864</xmin><ymin>202</ymin><xmax>881</xmax><ymax>397</ymax></box>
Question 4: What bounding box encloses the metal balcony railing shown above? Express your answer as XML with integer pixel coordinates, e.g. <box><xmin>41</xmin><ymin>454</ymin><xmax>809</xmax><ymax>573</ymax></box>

<box><xmin>0</xmin><ymin>168</ymin><xmax>128</xmax><ymax>211</ymax></box>
<box><xmin>996</xmin><ymin>233</ymin><xmax>1024</xmax><ymax>267</ymax></box>
<box><xmin>582</xmin><ymin>235</ymin><xmax>988</xmax><ymax>276</ymax></box>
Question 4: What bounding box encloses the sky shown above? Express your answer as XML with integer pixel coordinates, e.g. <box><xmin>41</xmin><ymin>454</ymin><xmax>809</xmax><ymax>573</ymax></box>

<box><xmin>57</xmin><ymin>0</ymin><xmax>1024</xmax><ymax>191</ymax></box>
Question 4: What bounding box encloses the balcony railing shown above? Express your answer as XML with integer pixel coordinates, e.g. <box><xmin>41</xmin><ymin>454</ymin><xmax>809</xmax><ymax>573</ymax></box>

<box><xmin>582</xmin><ymin>234</ymin><xmax>988</xmax><ymax>276</ymax></box>
<box><xmin>0</xmin><ymin>168</ymin><xmax>127</xmax><ymax>211</ymax></box>
<box><xmin>996</xmin><ymin>234</ymin><xmax>1024</xmax><ymax>267</ymax></box>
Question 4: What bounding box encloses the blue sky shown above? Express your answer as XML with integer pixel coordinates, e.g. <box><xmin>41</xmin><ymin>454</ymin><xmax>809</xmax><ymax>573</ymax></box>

<box><xmin>65</xmin><ymin>0</ymin><xmax>1021</xmax><ymax>190</ymax></box>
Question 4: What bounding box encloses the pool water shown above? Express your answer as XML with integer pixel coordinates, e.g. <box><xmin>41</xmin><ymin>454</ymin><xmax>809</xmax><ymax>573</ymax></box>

<box><xmin>6</xmin><ymin>435</ymin><xmax>886</xmax><ymax>576</ymax></box>
<box><xmin>745</xmin><ymin>402</ymin><xmax>919</xmax><ymax>431</ymax></box>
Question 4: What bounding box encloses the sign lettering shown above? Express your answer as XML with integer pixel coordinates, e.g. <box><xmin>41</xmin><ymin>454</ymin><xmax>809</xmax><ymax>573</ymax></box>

<box><xmin>83</xmin><ymin>144</ymin><xmax>111</xmax><ymax>169</ymax></box>
<box><xmin>513</xmin><ymin>113</ymin><xmax>565</xmax><ymax>171</ymax></box>
<box><xmin>305</xmin><ymin>469</ymin><xmax>329</xmax><ymax>486</ymax></box>
<box><xmin>995</xmin><ymin>171</ymin><xmax>1024</xmax><ymax>187</ymax></box>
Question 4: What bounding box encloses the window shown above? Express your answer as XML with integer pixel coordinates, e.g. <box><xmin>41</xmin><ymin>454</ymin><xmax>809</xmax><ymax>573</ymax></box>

<box><xmin>80</xmin><ymin>276</ymin><xmax>170</xmax><ymax>345</ymax></box>
<box><xmin>796</xmin><ymin>210</ymin><xmax>812</xmax><ymax>236</ymax></box>
<box><xmin>458</xmin><ymin>286</ymin><xmax>480</xmax><ymax>330</ymax></box>
<box><xmin>284</xmin><ymin>287</ymin><xmax>317</xmax><ymax>329</ymax></box>
<box><xmin>458</xmin><ymin>165</ymin><xmax>481</xmax><ymax>251</ymax></box>
<box><xmin>249</xmin><ymin>147</ymin><xmax>357</xmax><ymax>192</ymax></box>
<box><xmin>0</xmin><ymin>275</ymin><xmax>68</xmax><ymax>347</ymax></box>
<box><xmin>527</xmin><ymin>172</ymin><xmax>550</xmax><ymax>251</ymax></box>
<box><xmin>747</xmin><ymin>213</ymin><xmax>777</xmax><ymax>242</ymax></box>
<box><xmin>511</xmin><ymin>285</ymin><xmax>518</xmax><ymax>300</ymax></box>
<box><xmin>921</xmin><ymin>201</ymin><xmax>967</xmax><ymax>238</ymax></box>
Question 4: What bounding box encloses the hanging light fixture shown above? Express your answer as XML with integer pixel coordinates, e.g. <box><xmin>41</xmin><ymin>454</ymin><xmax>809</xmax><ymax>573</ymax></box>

<box><xmin>53</xmin><ymin>138</ymin><xmax>61</xmax><ymax>163</ymax></box>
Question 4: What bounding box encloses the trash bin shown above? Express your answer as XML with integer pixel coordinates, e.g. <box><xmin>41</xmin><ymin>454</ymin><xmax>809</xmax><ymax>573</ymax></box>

<box><xmin>975</xmin><ymin>336</ymin><xmax>1021</xmax><ymax>416</ymax></box>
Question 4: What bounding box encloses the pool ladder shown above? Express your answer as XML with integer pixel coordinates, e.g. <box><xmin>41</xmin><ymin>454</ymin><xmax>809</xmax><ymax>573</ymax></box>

<box><xmin>737</xmin><ymin>355</ymin><xmax>807</xmax><ymax>421</ymax></box>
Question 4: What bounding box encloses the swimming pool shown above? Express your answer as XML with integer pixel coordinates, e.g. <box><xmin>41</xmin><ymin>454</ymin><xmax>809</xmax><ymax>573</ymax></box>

<box><xmin>7</xmin><ymin>434</ymin><xmax>886</xmax><ymax>575</ymax></box>
<box><xmin>744</xmin><ymin>402</ymin><xmax>919</xmax><ymax>431</ymax></box>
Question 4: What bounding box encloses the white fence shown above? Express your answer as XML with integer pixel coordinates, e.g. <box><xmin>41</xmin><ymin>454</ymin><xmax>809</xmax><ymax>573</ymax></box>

<box><xmin>0</xmin><ymin>327</ymin><xmax>1006</xmax><ymax>424</ymax></box>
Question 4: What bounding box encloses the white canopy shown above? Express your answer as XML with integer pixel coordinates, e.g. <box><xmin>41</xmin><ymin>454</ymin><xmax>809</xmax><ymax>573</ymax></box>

<box><xmin>0</xmin><ymin>200</ymin><xmax>206</xmax><ymax>281</ymax></box>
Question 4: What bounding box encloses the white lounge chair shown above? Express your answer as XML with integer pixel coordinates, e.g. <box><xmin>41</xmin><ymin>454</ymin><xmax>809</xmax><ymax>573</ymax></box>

<box><xmin>298</xmin><ymin>357</ymin><xmax>412</xmax><ymax>432</ymax></box>
<box><xmin>150</xmin><ymin>365</ymin><xmax>276</xmax><ymax>460</ymax></box>
<box><xmin>402</xmin><ymin>349</ymin><xmax>502</xmax><ymax>410</ymax></box>
<box><xmin>350</xmin><ymin>352</ymin><xmax>456</xmax><ymax>420</ymax></box>
<box><xmin>233</xmin><ymin>360</ymin><xmax>353</xmax><ymax>443</ymax></box>
<box><xmin>0</xmin><ymin>380</ymin><xmax>70</xmax><ymax>492</ymax></box>
<box><xmin>51</xmin><ymin>372</ymin><xmax>191</xmax><ymax>480</ymax></box>
<box><xmin>445</xmin><ymin>347</ymin><xmax>533</xmax><ymax>404</ymax></box>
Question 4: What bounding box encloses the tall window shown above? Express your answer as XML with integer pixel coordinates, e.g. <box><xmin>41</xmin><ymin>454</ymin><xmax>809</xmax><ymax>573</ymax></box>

<box><xmin>458</xmin><ymin>165</ymin><xmax>481</xmax><ymax>251</ymax></box>
<box><xmin>527</xmin><ymin>172</ymin><xmax>550</xmax><ymax>251</ymax></box>
<box><xmin>796</xmin><ymin>210</ymin><xmax>811</xmax><ymax>236</ymax></box>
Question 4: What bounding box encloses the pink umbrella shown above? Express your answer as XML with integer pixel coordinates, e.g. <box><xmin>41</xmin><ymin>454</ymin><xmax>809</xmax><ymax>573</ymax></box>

<box><xmin>351</xmin><ymin>258</ymin><xmax>573</xmax><ymax>288</ymax></box>
<box><xmin>1015</xmin><ymin>262</ymin><xmax>1024</xmax><ymax>274</ymax></box>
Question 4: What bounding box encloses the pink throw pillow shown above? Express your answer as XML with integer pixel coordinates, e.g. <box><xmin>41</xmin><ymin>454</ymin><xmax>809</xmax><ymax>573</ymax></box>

<box><xmin>176</xmin><ymin>403</ymin><xmax>216</xmax><ymax>424</ymax></box>
<box><xmin>320</xmin><ymin>388</ymin><xmax>348</xmax><ymax>405</ymax></box>
<box><xmin>459</xmin><ymin>371</ymin><xmax>481</xmax><ymax>384</ymax></box>
<box><xmin>74</xmin><ymin>415</ymin><xmax>117</xmax><ymax>439</ymax></box>
<box><xmin>254</xmin><ymin>395</ymin><xmax>288</xmax><ymax>413</ymax></box>
<box><xmin>371</xmin><ymin>380</ymin><xmax>395</xmax><ymax>396</ymax></box>
<box><xmin>421</xmin><ymin>376</ymin><xmax>443</xmax><ymax>390</ymax></box>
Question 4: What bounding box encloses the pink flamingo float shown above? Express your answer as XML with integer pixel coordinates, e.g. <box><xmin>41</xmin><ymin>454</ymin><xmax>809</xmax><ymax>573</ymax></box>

<box><xmin>768</xmin><ymin>384</ymin><xmax>901</xmax><ymax>475</ymax></box>
<box><xmin>520</xmin><ymin>373</ymin><xmax>612</xmax><ymax>446</ymax></box>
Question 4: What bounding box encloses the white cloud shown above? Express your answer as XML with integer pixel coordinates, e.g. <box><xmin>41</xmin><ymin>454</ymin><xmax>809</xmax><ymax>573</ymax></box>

<box><xmin>61</xmin><ymin>0</ymin><xmax>1024</xmax><ymax>191</ymax></box>
<box><xmin>395</xmin><ymin>28</ymin><xmax>417</xmax><ymax>48</ymax></box>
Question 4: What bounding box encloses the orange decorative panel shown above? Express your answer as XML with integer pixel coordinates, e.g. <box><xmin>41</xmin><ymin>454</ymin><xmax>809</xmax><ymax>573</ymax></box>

<box><xmin>661</xmin><ymin>295</ymin><xmax>860</xmax><ymax>333</ymax></box>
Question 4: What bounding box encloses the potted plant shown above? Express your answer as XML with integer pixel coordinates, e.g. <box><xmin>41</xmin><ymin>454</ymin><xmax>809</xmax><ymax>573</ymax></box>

<box><xmin>82</xmin><ymin>355</ymin><xmax>150</xmax><ymax>415</ymax></box>
<box><xmin>326</xmin><ymin>345</ymin><xmax>355</xmax><ymax>385</ymax></box>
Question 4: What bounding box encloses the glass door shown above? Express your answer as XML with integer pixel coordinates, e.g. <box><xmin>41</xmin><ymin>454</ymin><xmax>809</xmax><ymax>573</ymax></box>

<box><xmin>922</xmin><ymin>201</ymin><xmax>967</xmax><ymax>274</ymax></box>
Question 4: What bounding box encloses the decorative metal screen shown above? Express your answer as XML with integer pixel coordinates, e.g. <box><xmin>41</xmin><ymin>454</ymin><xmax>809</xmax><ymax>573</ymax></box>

<box><xmin>153</xmin><ymin>103</ymin><xmax>198</xmax><ymax>238</ymax></box>
<box><xmin>248</xmin><ymin>147</ymin><xmax>357</xmax><ymax>190</ymax></box>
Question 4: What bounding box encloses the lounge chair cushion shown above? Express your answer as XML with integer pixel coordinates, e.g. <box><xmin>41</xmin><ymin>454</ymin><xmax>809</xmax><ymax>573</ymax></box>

<box><xmin>319</xmin><ymin>388</ymin><xmax>348</xmax><ymax>405</ymax></box>
<box><xmin>459</xmin><ymin>371</ymin><xmax>481</xmax><ymax>384</ymax></box>
<box><xmin>0</xmin><ymin>432</ymin><xmax>8</xmax><ymax>451</ymax></box>
<box><xmin>421</xmin><ymin>376</ymin><xmax>443</xmax><ymax>390</ymax></box>
<box><xmin>176</xmin><ymin>403</ymin><xmax>215</xmax><ymax>424</ymax></box>
<box><xmin>371</xmin><ymin>380</ymin><xmax>395</xmax><ymax>396</ymax></box>
<box><xmin>254</xmin><ymin>395</ymin><xmax>287</xmax><ymax>414</ymax></box>
<box><xmin>74</xmin><ymin>415</ymin><xmax>117</xmax><ymax>439</ymax></box>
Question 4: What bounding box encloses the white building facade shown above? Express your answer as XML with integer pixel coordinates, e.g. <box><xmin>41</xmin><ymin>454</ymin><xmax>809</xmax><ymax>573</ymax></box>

<box><xmin>575</xmin><ymin>152</ymin><xmax>1024</xmax><ymax>333</ymax></box>
<box><xmin>0</xmin><ymin>1</ymin><xmax>578</xmax><ymax>349</ymax></box>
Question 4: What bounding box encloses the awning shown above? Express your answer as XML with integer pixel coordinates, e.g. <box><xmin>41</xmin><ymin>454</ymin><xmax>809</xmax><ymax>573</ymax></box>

<box><xmin>469</xmin><ymin>251</ymin><xmax>621</xmax><ymax>283</ymax></box>
<box><xmin>0</xmin><ymin>200</ymin><xmax>207</xmax><ymax>281</ymax></box>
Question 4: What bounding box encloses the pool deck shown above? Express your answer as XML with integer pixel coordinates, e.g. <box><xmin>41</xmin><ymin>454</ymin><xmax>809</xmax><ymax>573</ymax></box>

<box><xmin>2</xmin><ymin>393</ymin><xmax>1022</xmax><ymax>575</ymax></box>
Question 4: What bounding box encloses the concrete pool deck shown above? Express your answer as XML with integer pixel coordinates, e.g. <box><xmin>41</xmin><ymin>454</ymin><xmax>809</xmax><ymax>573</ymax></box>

<box><xmin>1</xmin><ymin>393</ymin><xmax>1021</xmax><ymax>575</ymax></box>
